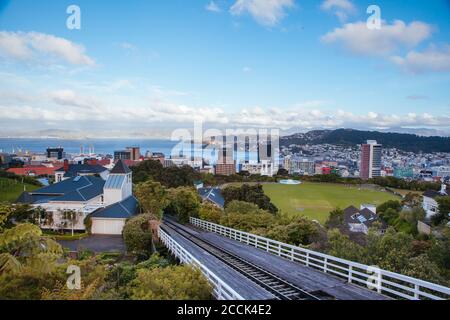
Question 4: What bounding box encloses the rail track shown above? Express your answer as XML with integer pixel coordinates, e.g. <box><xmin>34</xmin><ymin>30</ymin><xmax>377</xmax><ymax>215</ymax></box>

<box><xmin>162</xmin><ymin>219</ymin><xmax>324</xmax><ymax>300</ymax></box>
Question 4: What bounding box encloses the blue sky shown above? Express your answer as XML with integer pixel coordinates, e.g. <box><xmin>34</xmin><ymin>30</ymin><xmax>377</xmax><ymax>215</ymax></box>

<box><xmin>0</xmin><ymin>0</ymin><xmax>450</xmax><ymax>138</ymax></box>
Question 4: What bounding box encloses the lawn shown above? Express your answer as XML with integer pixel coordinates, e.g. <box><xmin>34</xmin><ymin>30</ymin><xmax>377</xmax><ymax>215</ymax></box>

<box><xmin>0</xmin><ymin>177</ymin><xmax>39</xmax><ymax>202</ymax></box>
<box><xmin>263</xmin><ymin>182</ymin><xmax>399</xmax><ymax>224</ymax></box>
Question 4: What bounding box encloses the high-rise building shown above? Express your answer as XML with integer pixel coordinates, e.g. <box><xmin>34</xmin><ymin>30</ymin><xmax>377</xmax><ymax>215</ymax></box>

<box><xmin>215</xmin><ymin>145</ymin><xmax>236</xmax><ymax>176</ymax></box>
<box><xmin>46</xmin><ymin>147</ymin><xmax>64</xmax><ymax>160</ymax></box>
<box><xmin>360</xmin><ymin>140</ymin><xmax>382</xmax><ymax>180</ymax></box>
<box><xmin>126</xmin><ymin>146</ymin><xmax>141</xmax><ymax>161</ymax></box>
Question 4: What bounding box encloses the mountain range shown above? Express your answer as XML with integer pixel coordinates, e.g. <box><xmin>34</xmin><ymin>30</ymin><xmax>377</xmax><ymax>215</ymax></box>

<box><xmin>280</xmin><ymin>129</ymin><xmax>450</xmax><ymax>153</ymax></box>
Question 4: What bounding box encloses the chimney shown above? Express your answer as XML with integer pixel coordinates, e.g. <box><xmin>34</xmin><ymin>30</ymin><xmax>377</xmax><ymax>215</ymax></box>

<box><xmin>63</xmin><ymin>159</ymin><xmax>69</xmax><ymax>172</ymax></box>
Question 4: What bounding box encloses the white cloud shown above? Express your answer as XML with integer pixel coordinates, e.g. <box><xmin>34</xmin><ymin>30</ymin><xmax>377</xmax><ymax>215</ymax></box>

<box><xmin>390</xmin><ymin>45</ymin><xmax>450</xmax><ymax>74</ymax></box>
<box><xmin>206</xmin><ymin>1</ymin><xmax>221</xmax><ymax>12</ymax></box>
<box><xmin>230</xmin><ymin>0</ymin><xmax>295</xmax><ymax>26</ymax></box>
<box><xmin>320</xmin><ymin>0</ymin><xmax>356</xmax><ymax>22</ymax></box>
<box><xmin>0</xmin><ymin>31</ymin><xmax>95</xmax><ymax>66</ymax></box>
<box><xmin>242</xmin><ymin>66</ymin><xmax>252</xmax><ymax>73</ymax></box>
<box><xmin>118</xmin><ymin>42</ymin><xmax>138</xmax><ymax>52</ymax></box>
<box><xmin>2</xmin><ymin>96</ymin><xmax>450</xmax><ymax>132</ymax></box>
<box><xmin>321</xmin><ymin>20</ymin><xmax>434</xmax><ymax>56</ymax></box>
<box><xmin>47</xmin><ymin>89</ymin><xmax>101</xmax><ymax>109</ymax></box>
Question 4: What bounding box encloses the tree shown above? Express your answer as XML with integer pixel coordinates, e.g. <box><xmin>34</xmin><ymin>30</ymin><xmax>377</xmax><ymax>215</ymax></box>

<box><xmin>402</xmin><ymin>254</ymin><xmax>447</xmax><ymax>285</ymax></box>
<box><xmin>366</xmin><ymin>228</ymin><xmax>414</xmax><ymax>272</ymax></box>
<box><xmin>0</xmin><ymin>203</ymin><xmax>13</xmax><ymax>231</ymax></box>
<box><xmin>402</xmin><ymin>192</ymin><xmax>422</xmax><ymax>207</ymax></box>
<box><xmin>266</xmin><ymin>217</ymin><xmax>320</xmax><ymax>246</ymax></box>
<box><xmin>129</xmin><ymin>265</ymin><xmax>212</xmax><ymax>300</ymax></box>
<box><xmin>377</xmin><ymin>200</ymin><xmax>402</xmax><ymax>215</ymax></box>
<box><xmin>0</xmin><ymin>223</ymin><xmax>64</xmax><ymax>299</ymax></box>
<box><xmin>198</xmin><ymin>203</ymin><xmax>223</xmax><ymax>224</ymax></box>
<box><xmin>379</xmin><ymin>208</ymin><xmax>400</xmax><ymax>225</ymax></box>
<box><xmin>222</xmin><ymin>184</ymin><xmax>278</xmax><ymax>214</ymax></box>
<box><xmin>122</xmin><ymin>214</ymin><xmax>154</xmax><ymax>260</ymax></box>
<box><xmin>326</xmin><ymin>229</ymin><xmax>367</xmax><ymax>263</ymax></box>
<box><xmin>432</xmin><ymin>196</ymin><xmax>450</xmax><ymax>226</ymax></box>
<box><xmin>131</xmin><ymin>160</ymin><xmax>200</xmax><ymax>188</ymax></box>
<box><xmin>165</xmin><ymin>187</ymin><xmax>201</xmax><ymax>223</ymax></box>
<box><xmin>225</xmin><ymin>200</ymin><xmax>263</xmax><ymax>215</ymax></box>
<box><xmin>325</xmin><ymin>208</ymin><xmax>344</xmax><ymax>229</ymax></box>
<box><xmin>134</xmin><ymin>180</ymin><xmax>169</xmax><ymax>220</ymax></box>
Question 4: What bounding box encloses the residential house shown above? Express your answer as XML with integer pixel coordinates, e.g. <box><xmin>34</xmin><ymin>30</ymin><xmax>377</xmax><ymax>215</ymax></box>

<box><xmin>54</xmin><ymin>159</ymin><xmax>109</xmax><ymax>182</ymax></box>
<box><xmin>343</xmin><ymin>205</ymin><xmax>387</xmax><ymax>235</ymax></box>
<box><xmin>422</xmin><ymin>184</ymin><xmax>448</xmax><ymax>219</ymax></box>
<box><xmin>198</xmin><ymin>187</ymin><xmax>225</xmax><ymax>208</ymax></box>
<box><xmin>17</xmin><ymin>160</ymin><xmax>138</xmax><ymax>235</ymax></box>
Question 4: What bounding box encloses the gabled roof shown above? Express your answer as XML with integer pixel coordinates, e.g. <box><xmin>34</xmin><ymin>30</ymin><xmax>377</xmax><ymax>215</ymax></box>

<box><xmin>17</xmin><ymin>176</ymin><xmax>105</xmax><ymax>204</ymax></box>
<box><xmin>104</xmin><ymin>174</ymin><xmax>125</xmax><ymax>189</ymax></box>
<box><xmin>423</xmin><ymin>190</ymin><xmax>443</xmax><ymax>199</ymax></box>
<box><xmin>343</xmin><ymin>205</ymin><xmax>359</xmax><ymax>216</ymax></box>
<box><xmin>198</xmin><ymin>187</ymin><xmax>225</xmax><ymax>208</ymax></box>
<box><xmin>343</xmin><ymin>206</ymin><xmax>386</xmax><ymax>231</ymax></box>
<box><xmin>90</xmin><ymin>196</ymin><xmax>138</xmax><ymax>219</ymax></box>
<box><xmin>110</xmin><ymin>159</ymin><xmax>131</xmax><ymax>174</ymax></box>
<box><xmin>55</xmin><ymin>163</ymin><xmax>108</xmax><ymax>178</ymax></box>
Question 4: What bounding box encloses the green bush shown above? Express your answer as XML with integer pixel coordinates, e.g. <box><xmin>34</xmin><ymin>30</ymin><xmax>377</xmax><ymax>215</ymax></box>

<box><xmin>122</xmin><ymin>214</ymin><xmax>154</xmax><ymax>260</ymax></box>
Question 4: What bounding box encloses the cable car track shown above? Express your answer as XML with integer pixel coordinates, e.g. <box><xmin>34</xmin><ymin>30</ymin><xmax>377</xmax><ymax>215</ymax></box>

<box><xmin>162</xmin><ymin>219</ymin><xmax>322</xmax><ymax>300</ymax></box>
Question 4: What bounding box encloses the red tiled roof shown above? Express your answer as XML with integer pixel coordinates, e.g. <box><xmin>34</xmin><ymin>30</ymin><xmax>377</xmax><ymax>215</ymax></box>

<box><xmin>7</xmin><ymin>165</ymin><xmax>62</xmax><ymax>176</ymax></box>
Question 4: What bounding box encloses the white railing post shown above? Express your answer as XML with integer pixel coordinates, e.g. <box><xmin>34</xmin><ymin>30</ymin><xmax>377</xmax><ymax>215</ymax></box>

<box><xmin>348</xmin><ymin>265</ymin><xmax>353</xmax><ymax>283</ymax></box>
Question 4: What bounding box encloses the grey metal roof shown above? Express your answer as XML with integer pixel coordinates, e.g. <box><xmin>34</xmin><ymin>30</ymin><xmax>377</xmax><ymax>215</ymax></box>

<box><xmin>104</xmin><ymin>174</ymin><xmax>125</xmax><ymax>189</ymax></box>
<box><xmin>198</xmin><ymin>187</ymin><xmax>225</xmax><ymax>208</ymax></box>
<box><xmin>110</xmin><ymin>159</ymin><xmax>131</xmax><ymax>174</ymax></box>
<box><xmin>90</xmin><ymin>196</ymin><xmax>139</xmax><ymax>219</ymax></box>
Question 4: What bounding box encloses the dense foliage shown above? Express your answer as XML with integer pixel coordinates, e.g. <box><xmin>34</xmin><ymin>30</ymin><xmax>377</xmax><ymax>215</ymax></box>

<box><xmin>122</xmin><ymin>214</ymin><xmax>154</xmax><ymax>260</ymax></box>
<box><xmin>432</xmin><ymin>196</ymin><xmax>450</xmax><ymax>226</ymax></box>
<box><xmin>0</xmin><ymin>218</ymin><xmax>212</xmax><ymax>300</ymax></box>
<box><xmin>131</xmin><ymin>160</ymin><xmax>200</xmax><ymax>188</ymax></box>
<box><xmin>222</xmin><ymin>184</ymin><xmax>278</xmax><ymax>214</ymax></box>
<box><xmin>134</xmin><ymin>180</ymin><xmax>169</xmax><ymax>219</ymax></box>
<box><xmin>129</xmin><ymin>265</ymin><xmax>212</xmax><ymax>300</ymax></box>
<box><xmin>164</xmin><ymin>187</ymin><xmax>201</xmax><ymax>223</ymax></box>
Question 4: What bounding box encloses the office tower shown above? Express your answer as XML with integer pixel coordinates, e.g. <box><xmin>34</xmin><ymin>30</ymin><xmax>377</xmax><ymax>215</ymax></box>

<box><xmin>360</xmin><ymin>140</ymin><xmax>382</xmax><ymax>180</ymax></box>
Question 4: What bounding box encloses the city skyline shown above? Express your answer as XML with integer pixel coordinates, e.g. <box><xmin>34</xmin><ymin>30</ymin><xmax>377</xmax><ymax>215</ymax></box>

<box><xmin>1</xmin><ymin>0</ymin><xmax>450</xmax><ymax>138</ymax></box>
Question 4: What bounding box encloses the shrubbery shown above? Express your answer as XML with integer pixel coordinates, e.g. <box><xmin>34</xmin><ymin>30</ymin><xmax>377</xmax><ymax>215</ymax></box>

<box><xmin>122</xmin><ymin>214</ymin><xmax>154</xmax><ymax>260</ymax></box>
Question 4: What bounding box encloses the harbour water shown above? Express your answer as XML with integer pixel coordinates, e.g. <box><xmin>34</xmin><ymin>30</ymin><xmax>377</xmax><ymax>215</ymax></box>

<box><xmin>0</xmin><ymin>138</ymin><xmax>260</xmax><ymax>164</ymax></box>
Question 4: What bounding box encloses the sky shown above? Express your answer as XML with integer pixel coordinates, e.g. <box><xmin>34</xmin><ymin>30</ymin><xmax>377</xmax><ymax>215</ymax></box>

<box><xmin>0</xmin><ymin>0</ymin><xmax>450</xmax><ymax>138</ymax></box>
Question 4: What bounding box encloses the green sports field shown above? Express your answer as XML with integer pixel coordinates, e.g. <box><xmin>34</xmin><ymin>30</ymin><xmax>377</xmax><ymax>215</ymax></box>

<box><xmin>263</xmin><ymin>182</ymin><xmax>399</xmax><ymax>224</ymax></box>
<box><xmin>0</xmin><ymin>177</ymin><xmax>39</xmax><ymax>203</ymax></box>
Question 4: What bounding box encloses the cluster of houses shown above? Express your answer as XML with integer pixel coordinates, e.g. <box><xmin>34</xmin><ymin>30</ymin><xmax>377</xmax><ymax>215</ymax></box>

<box><xmin>17</xmin><ymin>159</ymin><xmax>138</xmax><ymax>235</ymax></box>
<box><xmin>13</xmin><ymin>151</ymin><xmax>450</xmax><ymax>237</ymax></box>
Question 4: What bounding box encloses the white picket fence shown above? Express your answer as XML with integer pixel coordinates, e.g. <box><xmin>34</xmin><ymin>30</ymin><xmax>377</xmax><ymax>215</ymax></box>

<box><xmin>190</xmin><ymin>217</ymin><xmax>450</xmax><ymax>300</ymax></box>
<box><xmin>159</xmin><ymin>227</ymin><xmax>244</xmax><ymax>300</ymax></box>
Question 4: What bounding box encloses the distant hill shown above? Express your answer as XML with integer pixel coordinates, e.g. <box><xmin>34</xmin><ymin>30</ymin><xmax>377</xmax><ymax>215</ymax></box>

<box><xmin>280</xmin><ymin>129</ymin><xmax>450</xmax><ymax>153</ymax></box>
